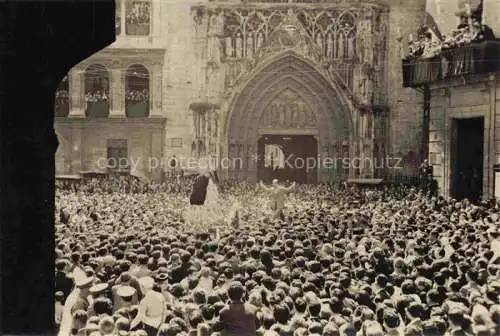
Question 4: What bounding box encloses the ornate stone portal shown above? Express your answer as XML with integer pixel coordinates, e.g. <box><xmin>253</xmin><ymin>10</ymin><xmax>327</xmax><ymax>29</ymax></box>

<box><xmin>191</xmin><ymin>1</ymin><xmax>390</xmax><ymax>182</ymax></box>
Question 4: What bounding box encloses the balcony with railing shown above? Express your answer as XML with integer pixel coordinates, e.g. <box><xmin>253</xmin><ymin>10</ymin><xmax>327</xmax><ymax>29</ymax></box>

<box><xmin>403</xmin><ymin>39</ymin><xmax>500</xmax><ymax>87</ymax></box>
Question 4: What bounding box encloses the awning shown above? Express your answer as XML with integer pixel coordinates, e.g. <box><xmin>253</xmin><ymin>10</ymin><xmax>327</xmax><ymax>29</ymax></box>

<box><xmin>189</xmin><ymin>101</ymin><xmax>220</xmax><ymax>111</ymax></box>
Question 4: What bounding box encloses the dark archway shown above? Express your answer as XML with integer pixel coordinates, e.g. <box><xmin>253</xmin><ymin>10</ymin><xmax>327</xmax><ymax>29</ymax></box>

<box><xmin>125</xmin><ymin>64</ymin><xmax>150</xmax><ymax>117</ymax></box>
<box><xmin>1</xmin><ymin>1</ymin><xmax>115</xmax><ymax>333</ymax></box>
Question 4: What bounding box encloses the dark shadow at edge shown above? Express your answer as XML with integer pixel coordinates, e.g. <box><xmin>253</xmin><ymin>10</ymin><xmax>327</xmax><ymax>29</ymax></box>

<box><xmin>1</xmin><ymin>1</ymin><xmax>115</xmax><ymax>333</ymax></box>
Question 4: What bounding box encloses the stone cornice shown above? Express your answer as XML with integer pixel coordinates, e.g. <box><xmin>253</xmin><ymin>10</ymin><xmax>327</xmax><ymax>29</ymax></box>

<box><xmin>429</xmin><ymin>73</ymin><xmax>499</xmax><ymax>91</ymax></box>
<box><xmin>55</xmin><ymin>117</ymin><xmax>167</xmax><ymax>129</ymax></box>
<box><xmin>193</xmin><ymin>1</ymin><xmax>388</xmax><ymax>12</ymax></box>
<box><xmin>74</xmin><ymin>49</ymin><xmax>166</xmax><ymax>69</ymax></box>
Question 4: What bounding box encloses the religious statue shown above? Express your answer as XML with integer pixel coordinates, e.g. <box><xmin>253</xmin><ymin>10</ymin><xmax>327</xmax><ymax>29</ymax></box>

<box><xmin>247</xmin><ymin>32</ymin><xmax>254</xmax><ymax>57</ymax></box>
<box><xmin>225</xmin><ymin>36</ymin><xmax>233</xmax><ymax>58</ymax></box>
<box><xmin>347</xmin><ymin>35</ymin><xmax>355</xmax><ymax>59</ymax></box>
<box><xmin>296</xmin><ymin>101</ymin><xmax>306</xmax><ymax>127</ymax></box>
<box><xmin>256</xmin><ymin>31</ymin><xmax>265</xmax><ymax>51</ymax></box>
<box><xmin>337</xmin><ymin>33</ymin><xmax>344</xmax><ymax>58</ymax></box>
<box><xmin>288</xmin><ymin>103</ymin><xmax>297</xmax><ymax>127</ymax></box>
<box><xmin>315</xmin><ymin>32</ymin><xmax>323</xmax><ymax>55</ymax></box>
<box><xmin>278</xmin><ymin>103</ymin><xmax>287</xmax><ymax>127</ymax></box>
<box><xmin>326</xmin><ymin>32</ymin><xmax>334</xmax><ymax>58</ymax></box>
<box><xmin>235</xmin><ymin>33</ymin><xmax>243</xmax><ymax>58</ymax></box>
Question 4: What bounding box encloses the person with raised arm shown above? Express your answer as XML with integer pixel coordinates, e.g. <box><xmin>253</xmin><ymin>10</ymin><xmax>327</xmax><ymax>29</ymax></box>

<box><xmin>259</xmin><ymin>179</ymin><xmax>296</xmax><ymax>219</ymax></box>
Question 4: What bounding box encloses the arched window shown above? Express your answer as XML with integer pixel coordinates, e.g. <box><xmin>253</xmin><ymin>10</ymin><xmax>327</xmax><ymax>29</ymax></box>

<box><xmin>337</xmin><ymin>12</ymin><xmax>356</xmax><ymax>59</ymax></box>
<box><xmin>54</xmin><ymin>75</ymin><xmax>69</xmax><ymax>117</ymax></box>
<box><xmin>126</xmin><ymin>0</ymin><xmax>151</xmax><ymax>36</ymax></box>
<box><xmin>84</xmin><ymin>64</ymin><xmax>110</xmax><ymax>118</ymax></box>
<box><xmin>125</xmin><ymin>64</ymin><xmax>149</xmax><ymax>117</ymax></box>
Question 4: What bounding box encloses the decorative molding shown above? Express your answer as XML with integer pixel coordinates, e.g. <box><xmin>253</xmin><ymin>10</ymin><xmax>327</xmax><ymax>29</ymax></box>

<box><xmin>259</xmin><ymin>88</ymin><xmax>317</xmax><ymax>128</ymax></box>
<box><xmin>169</xmin><ymin>137</ymin><xmax>183</xmax><ymax>148</ymax></box>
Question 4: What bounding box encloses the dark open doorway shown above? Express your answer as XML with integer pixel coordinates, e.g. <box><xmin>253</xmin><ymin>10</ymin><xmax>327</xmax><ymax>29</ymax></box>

<box><xmin>258</xmin><ymin>135</ymin><xmax>318</xmax><ymax>184</ymax></box>
<box><xmin>451</xmin><ymin>117</ymin><xmax>484</xmax><ymax>202</ymax></box>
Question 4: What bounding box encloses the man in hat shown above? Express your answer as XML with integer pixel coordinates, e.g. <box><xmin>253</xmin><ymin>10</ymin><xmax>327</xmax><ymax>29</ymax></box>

<box><xmin>58</xmin><ymin>275</ymin><xmax>93</xmax><ymax>336</ymax></box>
<box><xmin>115</xmin><ymin>285</ymin><xmax>138</xmax><ymax>311</ymax></box>
<box><xmin>259</xmin><ymin>179</ymin><xmax>296</xmax><ymax>219</ymax></box>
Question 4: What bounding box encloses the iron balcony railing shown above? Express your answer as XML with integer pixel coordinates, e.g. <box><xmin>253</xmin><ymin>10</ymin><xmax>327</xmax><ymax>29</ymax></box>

<box><xmin>402</xmin><ymin>40</ymin><xmax>500</xmax><ymax>87</ymax></box>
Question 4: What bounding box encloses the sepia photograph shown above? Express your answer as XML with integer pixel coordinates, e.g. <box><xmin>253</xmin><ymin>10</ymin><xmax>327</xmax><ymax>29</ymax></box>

<box><xmin>2</xmin><ymin>0</ymin><xmax>500</xmax><ymax>335</ymax></box>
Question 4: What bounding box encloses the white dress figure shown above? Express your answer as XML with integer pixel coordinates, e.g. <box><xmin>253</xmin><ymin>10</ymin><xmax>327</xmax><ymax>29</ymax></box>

<box><xmin>205</xmin><ymin>173</ymin><xmax>220</xmax><ymax>209</ymax></box>
<box><xmin>185</xmin><ymin>169</ymin><xmax>222</xmax><ymax>234</ymax></box>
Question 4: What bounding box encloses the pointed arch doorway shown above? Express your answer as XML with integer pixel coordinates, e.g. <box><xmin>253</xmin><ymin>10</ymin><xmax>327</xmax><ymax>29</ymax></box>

<box><xmin>222</xmin><ymin>52</ymin><xmax>354</xmax><ymax>183</ymax></box>
<box><xmin>258</xmin><ymin>134</ymin><xmax>318</xmax><ymax>184</ymax></box>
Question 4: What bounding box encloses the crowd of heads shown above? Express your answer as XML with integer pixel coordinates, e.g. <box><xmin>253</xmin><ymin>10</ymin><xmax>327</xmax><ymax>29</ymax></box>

<box><xmin>406</xmin><ymin>17</ymin><xmax>495</xmax><ymax>60</ymax></box>
<box><xmin>85</xmin><ymin>91</ymin><xmax>110</xmax><ymax>103</ymax></box>
<box><xmin>125</xmin><ymin>89</ymin><xmax>149</xmax><ymax>104</ymax></box>
<box><xmin>126</xmin><ymin>2</ymin><xmax>150</xmax><ymax>26</ymax></box>
<box><xmin>55</xmin><ymin>175</ymin><xmax>500</xmax><ymax>335</ymax></box>
<box><xmin>56</xmin><ymin>90</ymin><xmax>70</xmax><ymax>106</ymax></box>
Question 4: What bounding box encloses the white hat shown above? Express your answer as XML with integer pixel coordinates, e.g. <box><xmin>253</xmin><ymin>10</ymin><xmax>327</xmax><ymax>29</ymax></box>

<box><xmin>75</xmin><ymin>276</ymin><xmax>93</xmax><ymax>289</ymax></box>
<box><xmin>117</xmin><ymin>285</ymin><xmax>136</xmax><ymax>298</ymax></box>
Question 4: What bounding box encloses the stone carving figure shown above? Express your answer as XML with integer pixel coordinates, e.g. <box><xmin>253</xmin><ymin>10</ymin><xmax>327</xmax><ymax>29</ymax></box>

<box><xmin>288</xmin><ymin>102</ymin><xmax>297</xmax><ymax>127</ymax></box>
<box><xmin>281</xmin><ymin>102</ymin><xmax>289</xmax><ymax>127</ymax></box>
<box><xmin>296</xmin><ymin>101</ymin><xmax>306</xmax><ymax>127</ymax></box>
<box><xmin>256</xmin><ymin>31</ymin><xmax>265</xmax><ymax>52</ymax></box>
<box><xmin>235</xmin><ymin>32</ymin><xmax>243</xmax><ymax>58</ymax></box>
<box><xmin>337</xmin><ymin>31</ymin><xmax>344</xmax><ymax>58</ymax></box>
<box><xmin>208</xmin><ymin>14</ymin><xmax>221</xmax><ymax>63</ymax></box>
<box><xmin>326</xmin><ymin>32</ymin><xmax>334</xmax><ymax>59</ymax></box>
<box><xmin>225</xmin><ymin>36</ymin><xmax>233</xmax><ymax>58</ymax></box>
<box><xmin>316</xmin><ymin>32</ymin><xmax>323</xmax><ymax>56</ymax></box>
<box><xmin>247</xmin><ymin>32</ymin><xmax>254</xmax><ymax>57</ymax></box>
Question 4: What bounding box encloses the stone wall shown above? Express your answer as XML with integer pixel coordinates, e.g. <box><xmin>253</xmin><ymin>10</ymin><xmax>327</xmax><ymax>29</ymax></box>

<box><xmin>429</xmin><ymin>76</ymin><xmax>500</xmax><ymax>199</ymax></box>
<box><xmin>385</xmin><ymin>0</ymin><xmax>426</xmax><ymax>170</ymax></box>
<box><xmin>55</xmin><ymin>120</ymin><xmax>165</xmax><ymax>179</ymax></box>
<box><xmin>163</xmin><ymin>0</ymin><xmax>207</xmax><ymax>162</ymax></box>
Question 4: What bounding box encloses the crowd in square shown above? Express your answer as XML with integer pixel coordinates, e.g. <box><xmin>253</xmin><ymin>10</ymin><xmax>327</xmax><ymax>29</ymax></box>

<box><xmin>54</xmin><ymin>174</ymin><xmax>500</xmax><ymax>336</ymax></box>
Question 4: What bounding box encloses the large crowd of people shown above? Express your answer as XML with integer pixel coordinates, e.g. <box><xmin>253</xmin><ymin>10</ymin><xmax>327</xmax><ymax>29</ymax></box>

<box><xmin>56</xmin><ymin>90</ymin><xmax>70</xmax><ymax>106</ymax></box>
<box><xmin>125</xmin><ymin>89</ymin><xmax>149</xmax><ymax>104</ymax></box>
<box><xmin>126</xmin><ymin>2</ymin><xmax>150</xmax><ymax>26</ymax></box>
<box><xmin>85</xmin><ymin>91</ymin><xmax>110</xmax><ymax>103</ymax></box>
<box><xmin>55</xmin><ymin>175</ymin><xmax>500</xmax><ymax>336</ymax></box>
<box><xmin>406</xmin><ymin>17</ymin><xmax>495</xmax><ymax>60</ymax></box>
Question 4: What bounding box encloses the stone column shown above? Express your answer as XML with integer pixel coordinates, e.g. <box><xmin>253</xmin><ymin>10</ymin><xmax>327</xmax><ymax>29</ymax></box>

<box><xmin>70</xmin><ymin>127</ymin><xmax>83</xmax><ymax>173</ymax></box>
<box><xmin>68</xmin><ymin>69</ymin><xmax>85</xmax><ymax>117</ymax></box>
<box><xmin>150</xmin><ymin>64</ymin><xmax>163</xmax><ymax>117</ymax></box>
<box><xmin>120</xmin><ymin>0</ymin><xmax>126</xmax><ymax>36</ymax></box>
<box><xmin>109</xmin><ymin>68</ymin><xmax>125</xmax><ymax>117</ymax></box>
